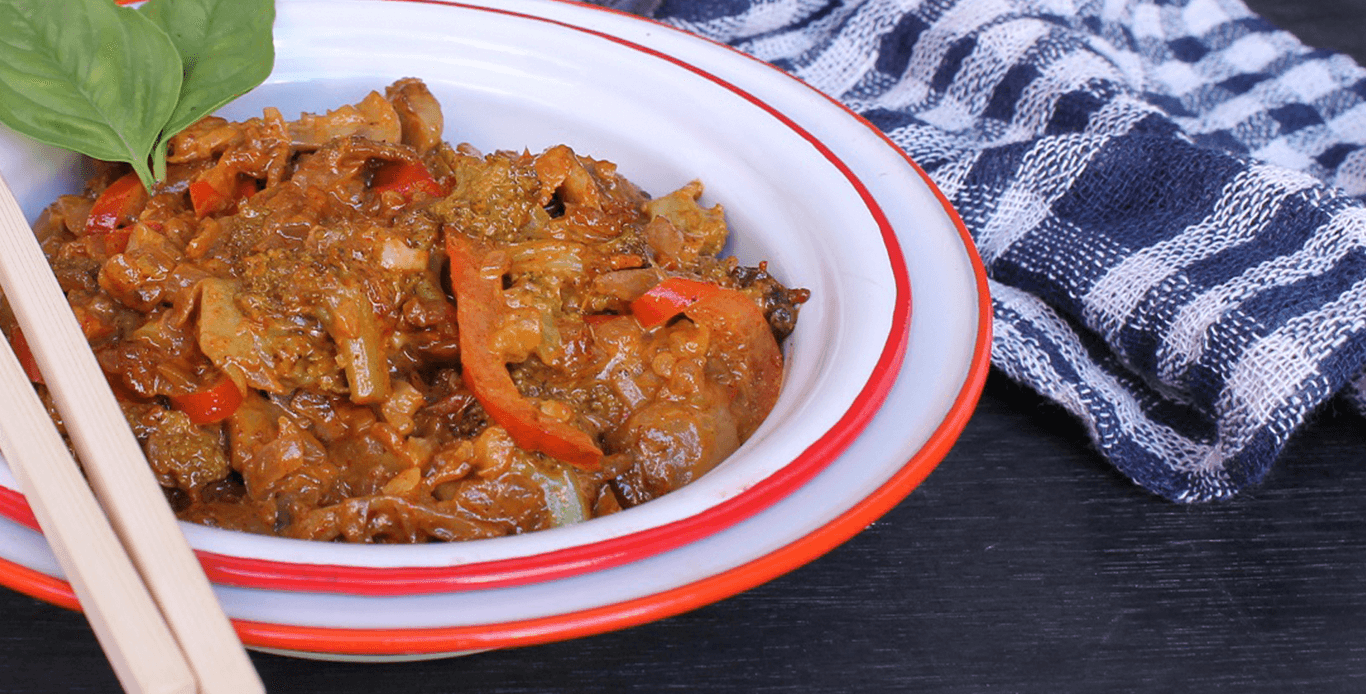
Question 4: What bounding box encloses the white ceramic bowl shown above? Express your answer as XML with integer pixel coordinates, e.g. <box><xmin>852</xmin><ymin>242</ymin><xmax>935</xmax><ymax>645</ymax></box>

<box><xmin>0</xmin><ymin>0</ymin><xmax>990</xmax><ymax>659</ymax></box>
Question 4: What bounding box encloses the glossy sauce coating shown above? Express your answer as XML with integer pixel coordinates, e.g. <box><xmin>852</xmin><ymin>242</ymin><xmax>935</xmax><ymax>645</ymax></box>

<box><xmin>9</xmin><ymin>79</ymin><xmax>807</xmax><ymax>543</ymax></box>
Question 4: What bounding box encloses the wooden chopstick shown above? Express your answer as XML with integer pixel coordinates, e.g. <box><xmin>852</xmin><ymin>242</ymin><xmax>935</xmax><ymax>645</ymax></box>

<box><xmin>0</xmin><ymin>333</ymin><xmax>196</xmax><ymax>694</ymax></box>
<box><xmin>0</xmin><ymin>173</ymin><xmax>265</xmax><ymax>694</ymax></box>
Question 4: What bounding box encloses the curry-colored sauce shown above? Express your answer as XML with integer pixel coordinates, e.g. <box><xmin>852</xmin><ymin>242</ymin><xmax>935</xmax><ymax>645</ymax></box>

<box><xmin>8</xmin><ymin>79</ymin><xmax>807</xmax><ymax>543</ymax></box>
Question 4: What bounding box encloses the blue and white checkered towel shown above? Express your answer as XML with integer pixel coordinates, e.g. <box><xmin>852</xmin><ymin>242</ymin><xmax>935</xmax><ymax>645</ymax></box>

<box><xmin>641</xmin><ymin>0</ymin><xmax>1366</xmax><ymax>501</ymax></box>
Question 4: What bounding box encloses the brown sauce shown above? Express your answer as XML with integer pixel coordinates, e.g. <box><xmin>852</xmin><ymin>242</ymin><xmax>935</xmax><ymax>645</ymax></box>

<box><xmin>6</xmin><ymin>79</ymin><xmax>808</xmax><ymax>543</ymax></box>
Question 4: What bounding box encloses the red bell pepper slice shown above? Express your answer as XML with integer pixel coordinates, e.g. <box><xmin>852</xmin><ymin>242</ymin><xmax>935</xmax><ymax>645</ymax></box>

<box><xmin>85</xmin><ymin>171</ymin><xmax>147</xmax><ymax>235</ymax></box>
<box><xmin>188</xmin><ymin>181</ymin><xmax>223</xmax><ymax>218</ymax></box>
<box><xmin>170</xmin><ymin>377</ymin><xmax>244</xmax><ymax>425</ymax></box>
<box><xmin>189</xmin><ymin>176</ymin><xmax>257</xmax><ymax>218</ymax></box>
<box><xmin>629</xmin><ymin>276</ymin><xmax>722</xmax><ymax>328</ymax></box>
<box><xmin>373</xmin><ymin>161</ymin><xmax>445</xmax><ymax>201</ymax></box>
<box><xmin>446</xmin><ymin>234</ymin><xmax>602</xmax><ymax>470</ymax></box>
<box><xmin>10</xmin><ymin>328</ymin><xmax>42</xmax><ymax>384</ymax></box>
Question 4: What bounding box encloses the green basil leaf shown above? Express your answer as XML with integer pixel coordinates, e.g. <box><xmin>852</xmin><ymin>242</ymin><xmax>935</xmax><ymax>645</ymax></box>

<box><xmin>0</xmin><ymin>0</ymin><xmax>182</xmax><ymax>188</ymax></box>
<box><xmin>141</xmin><ymin>0</ymin><xmax>275</xmax><ymax>146</ymax></box>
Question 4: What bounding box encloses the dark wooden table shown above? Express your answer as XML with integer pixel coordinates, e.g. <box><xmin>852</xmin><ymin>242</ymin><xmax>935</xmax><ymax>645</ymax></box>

<box><xmin>5</xmin><ymin>1</ymin><xmax>1366</xmax><ymax>691</ymax></box>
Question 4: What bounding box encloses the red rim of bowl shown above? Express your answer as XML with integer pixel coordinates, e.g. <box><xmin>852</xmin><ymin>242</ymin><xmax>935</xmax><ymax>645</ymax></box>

<box><xmin>0</xmin><ymin>0</ymin><xmax>911</xmax><ymax>596</ymax></box>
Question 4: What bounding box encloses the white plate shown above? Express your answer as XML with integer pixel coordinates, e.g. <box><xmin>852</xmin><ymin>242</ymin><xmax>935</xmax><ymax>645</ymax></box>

<box><xmin>0</xmin><ymin>0</ymin><xmax>990</xmax><ymax>658</ymax></box>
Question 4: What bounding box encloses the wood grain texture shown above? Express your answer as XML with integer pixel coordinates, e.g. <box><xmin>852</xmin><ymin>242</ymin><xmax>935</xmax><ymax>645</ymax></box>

<box><xmin>0</xmin><ymin>175</ymin><xmax>196</xmax><ymax>694</ymax></box>
<box><xmin>0</xmin><ymin>172</ymin><xmax>262</xmax><ymax>693</ymax></box>
<box><xmin>3</xmin><ymin>0</ymin><xmax>1366</xmax><ymax>691</ymax></box>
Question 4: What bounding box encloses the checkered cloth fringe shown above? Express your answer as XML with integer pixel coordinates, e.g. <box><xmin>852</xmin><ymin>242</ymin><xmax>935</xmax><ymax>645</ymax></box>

<box><xmin>645</xmin><ymin>0</ymin><xmax>1366</xmax><ymax>501</ymax></box>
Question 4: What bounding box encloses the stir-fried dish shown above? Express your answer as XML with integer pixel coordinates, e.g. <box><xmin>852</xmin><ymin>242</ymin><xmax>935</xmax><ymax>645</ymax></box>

<box><xmin>5</xmin><ymin>79</ymin><xmax>808</xmax><ymax>543</ymax></box>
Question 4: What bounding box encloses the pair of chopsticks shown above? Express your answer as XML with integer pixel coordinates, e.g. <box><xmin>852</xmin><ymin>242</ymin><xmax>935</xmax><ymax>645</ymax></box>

<box><xmin>0</xmin><ymin>173</ymin><xmax>264</xmax><ymax>693</ymax></box>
